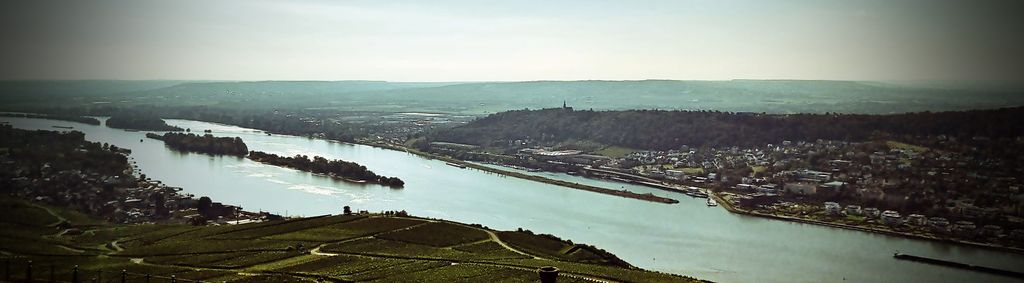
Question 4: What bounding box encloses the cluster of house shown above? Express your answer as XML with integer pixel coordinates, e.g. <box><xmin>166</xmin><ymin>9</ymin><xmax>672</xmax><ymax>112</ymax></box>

<box><xmin>822</xmin><ymin>201</ymin><xmax>1022</xmax><ymax>240</ymax></box>
<box><xmin>433</xmin><ymin>133</ymin><xmax>1024</xmax><ymax>246</ymax></box>
<box><xmin>5</xmin><ymin>159</ymin><xmax>275</xmax><ymax>225</ymax></box>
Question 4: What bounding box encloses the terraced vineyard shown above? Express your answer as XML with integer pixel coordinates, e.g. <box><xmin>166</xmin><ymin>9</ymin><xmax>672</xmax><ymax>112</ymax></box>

<box><xmin>0</xmin><ymin>197</ymin><xmax>701</xmax><ymax>282</ymax></box>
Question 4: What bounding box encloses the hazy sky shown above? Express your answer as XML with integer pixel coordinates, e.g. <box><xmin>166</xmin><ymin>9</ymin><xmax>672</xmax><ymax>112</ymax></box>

<box><xmin>1</xmin><ymin>0</ymin><xmax>1021</xmax><ymax>81</ymax></box>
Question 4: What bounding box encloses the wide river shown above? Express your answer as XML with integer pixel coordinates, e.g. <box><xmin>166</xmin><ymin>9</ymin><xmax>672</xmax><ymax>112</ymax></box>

<box><xmin>4</xmin><ymin>116</ymin><xmax>1023</xmax><ymax>283</ymax></box>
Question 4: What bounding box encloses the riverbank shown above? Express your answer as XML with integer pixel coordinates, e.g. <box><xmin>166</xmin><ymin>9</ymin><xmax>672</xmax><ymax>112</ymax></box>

<box><xmin>710</xmin><ymin>191</ymin><xmax>1024</xmax><ymax>255</ymax></box>
<box><xmin>356</xmin><ymin>139</ymin><xmax>679</xmax><ymax>204</ymax></box>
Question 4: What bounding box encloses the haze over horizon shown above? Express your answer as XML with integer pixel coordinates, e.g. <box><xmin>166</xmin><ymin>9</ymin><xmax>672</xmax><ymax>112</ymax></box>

<box><xmin>1</xmin><ymin>0</ymin><xmax>1022</xmax><ymax>82</ymax></box>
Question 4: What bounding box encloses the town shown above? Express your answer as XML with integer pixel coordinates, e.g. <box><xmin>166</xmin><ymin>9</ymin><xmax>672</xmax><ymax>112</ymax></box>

<box><xmin>0</xmin><ymin>125</ymin><xmax>275</xmax><ymax>227</ymax></box>
<box><xmin>412</xmin><ymin>133</ymin><xmax>1024</xmax><ymax>250</ymax></box>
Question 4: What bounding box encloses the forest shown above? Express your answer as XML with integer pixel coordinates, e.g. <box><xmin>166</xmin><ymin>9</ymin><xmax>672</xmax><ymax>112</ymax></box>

<box><xmin>105</xmin><ymin>110</ymin><xmax>183</xmax><ymax>131</ymax></box>
<box><xmin>422</xmin><ymin>106</ymin><xmax>1024</xmax><ymax>151</ymax></box>
<box><xmin>146</xmin><ymin>132</ymin><xmax>248</xmax><ymax>156</ymax></box>
<box><xmin>247</xmin><ymin>151</ymin><xmax>404</xmax><ymax>188</ymax></box>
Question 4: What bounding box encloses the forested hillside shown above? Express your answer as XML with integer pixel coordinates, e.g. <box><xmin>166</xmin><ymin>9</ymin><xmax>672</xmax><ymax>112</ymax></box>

<box><xmin>424</xmin><ymin>107</ymin><xmax>1024</xmax><ymax>150</ymax></box>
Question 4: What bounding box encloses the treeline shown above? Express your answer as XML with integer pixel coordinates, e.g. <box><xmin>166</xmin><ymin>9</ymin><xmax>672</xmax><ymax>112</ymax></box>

<box><xmin>247</xmin><ymin>151</ymin><xmax>404</xmax><ymax>187</ymax></box>
<box><xmin>0</xmin><ymin>113</ymin><xmax>100</xmax><ymax>125</ymax></box>
<box><xmin>424</xmin><ymin>107</ymin><xmax>1024</xmax><ymax>150</ymax></box>
<box><xmin>105</xmin><ymin>110</ymin><xmax>182</xmax><ymax>131</ymax></box>
<box><xmin>146</xmin><ymin>132</ymin><xmax>248</xmax><ymax>156</ymax></box>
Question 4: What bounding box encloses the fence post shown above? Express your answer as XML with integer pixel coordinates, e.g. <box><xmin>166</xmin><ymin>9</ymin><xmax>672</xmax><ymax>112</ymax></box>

<box><xmin>96</xmin><ymin>270</ymin><xmax>101</xmax><ymax>282</ymax></box>
<box><xmin>146</xmin><ymin>274</ymin><xmax>151</xmax><ymax>283</ymax></box>
<box><xmin>121</xmin><ymin>269</ymin><xmax>127</xmax><ymax>283</ymax></box>
<box><xmin>72</xmin><ymin>265</ymin><xmax>78</xmax><ymax>283</ymax></box>
<box><xmin>26</xmin><ymin>260</ymin><xmax>32</xmax><ymax>283</ymax></box>
<box><xmin>50</xmin><ymin>264</ymin><xmax>55</xmax><ymax>283</ymax></box>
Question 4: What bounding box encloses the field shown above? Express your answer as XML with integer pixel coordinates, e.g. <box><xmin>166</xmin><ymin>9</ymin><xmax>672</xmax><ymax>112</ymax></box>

<box><xmin>886</xmin><ymin>140</ymin><xmax>930</xmax><ymax>152</ymax></box>
<box><xmin>0</xmin><ymin>197</ymin><xmax>701</xmax><ymax>282</ymax></box>
<box><xmin>597</xmin><ymin>145</ymin><xmax>640</xmax><ymax>158</ymax></box>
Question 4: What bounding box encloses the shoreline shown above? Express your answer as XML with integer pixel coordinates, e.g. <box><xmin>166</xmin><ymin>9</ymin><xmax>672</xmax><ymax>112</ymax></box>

<box><xmin>355</xmin><ymin>140</ymin><xmax>679</xmax><ymax>204</ymax></box>
<box><xmin>709</xmin><ymin>192</ymin><xmax>1024</xmax><ymax>255</ymax></box>
<box><xmin>4</xmin><ymin>113</ymin><xmax>677</xmax><ymax>204</ymax></box>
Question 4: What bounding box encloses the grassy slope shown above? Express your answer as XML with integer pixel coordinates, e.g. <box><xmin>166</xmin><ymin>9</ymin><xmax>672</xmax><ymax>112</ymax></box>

<box><xmin>0</xmin><ymin>197</ymin><xmax>701</xmax><ymax>282</ymax></box>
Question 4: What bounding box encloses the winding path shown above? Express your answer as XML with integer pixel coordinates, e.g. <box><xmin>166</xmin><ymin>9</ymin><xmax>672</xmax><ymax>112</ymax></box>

<box><xmin>31</xmin><ymin>203</ymin><xmax>68</xmax><ymax>227</ymax></box>
<box><xmin>305</xmin><ymin>216</ymin><xmax>614</xmax><ymax>282</ymax></box>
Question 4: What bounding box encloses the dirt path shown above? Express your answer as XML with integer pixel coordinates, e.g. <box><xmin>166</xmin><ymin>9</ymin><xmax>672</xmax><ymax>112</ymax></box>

<box><xmin>108</xmin><ymin>239</ymin><xmax>124</xmax><ymax>252</ymax></box>
<box><xmin>302</xmin><ymin>217</ymin><xmax>609</xmax><ymax>282</ymax></box>
<box><xmin>32</xmin><ymin>203</ymin><xmax>68</xmax><ymax>227</ymax></box>
<box><xmin>440</xmin><ymin>220</ymin><xmax>544</xmax><ymax>260</ymax></box>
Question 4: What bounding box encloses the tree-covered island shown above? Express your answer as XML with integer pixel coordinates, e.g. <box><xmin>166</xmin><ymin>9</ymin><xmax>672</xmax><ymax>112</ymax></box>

<box><xmin>105</xmin><ymin>111</ymin><xmax>183</xmax><ymax>131</ymax></box>
<box><xmin>248</xmin><ymin>151</ymin><xmax>405</xmax><ymax>187</ymax></box>
<box><xmin>146</xmin><ymin>132</ymin><xmax>248</xmax><ymax>156</ymax></box>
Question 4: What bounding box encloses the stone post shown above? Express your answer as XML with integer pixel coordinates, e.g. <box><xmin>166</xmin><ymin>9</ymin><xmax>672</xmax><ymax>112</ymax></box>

<box><xmin>538</xmin><ymin>266</ymin><xmax>558</xmax><ymax>283</ymax></box>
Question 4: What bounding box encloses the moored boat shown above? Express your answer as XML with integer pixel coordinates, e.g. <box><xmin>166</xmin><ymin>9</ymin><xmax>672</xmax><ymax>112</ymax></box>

<box><xmin>446</xmin><ymin>162</ymin><xmax>467</xmax><ymax>169</ymax></box>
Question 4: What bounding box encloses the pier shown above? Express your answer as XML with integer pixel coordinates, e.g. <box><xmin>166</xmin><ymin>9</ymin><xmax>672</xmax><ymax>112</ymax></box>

<box><xmin>893</xmin><ymin>252</ymin><xmax>1024</xmax><ymax>279</ymax></box>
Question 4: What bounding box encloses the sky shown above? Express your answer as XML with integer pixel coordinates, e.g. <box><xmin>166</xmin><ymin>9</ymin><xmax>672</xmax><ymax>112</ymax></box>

<box><xmin>0</xmin><ymin>0</ymin><xmax>1022</xmax><ymax>82</ymax></box>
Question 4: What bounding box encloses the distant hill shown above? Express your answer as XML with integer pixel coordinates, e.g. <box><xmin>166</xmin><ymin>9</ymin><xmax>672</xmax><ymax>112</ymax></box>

<box><xmin>0</xmin><ymin>80</ymin><xmax>187</xmax><ymax>109</ymax></box>
<box><xmin>423</xmin><ymin>106</ymin><xmax>1024</xmax><ymax>150</ymax></box>
<box><xmin>354</xmin><ymin>80</ymin><xmax>1024</xmax><ymax>114</ymax></box>
<box><xmin>1</xmin><ymin>80</ymin><xmax>1021</xmax><ymax>114</ymax></box>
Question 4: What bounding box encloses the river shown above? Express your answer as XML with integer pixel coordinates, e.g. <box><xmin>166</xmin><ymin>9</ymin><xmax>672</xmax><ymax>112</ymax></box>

<box><xmin>3</xmin><ymin>116</ymin><xmax>1023</xmax><ymax>283</ymax></box>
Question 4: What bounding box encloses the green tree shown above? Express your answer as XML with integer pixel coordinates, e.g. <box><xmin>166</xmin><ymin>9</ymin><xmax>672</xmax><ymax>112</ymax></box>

<box><xmin>197</xmin><ymin>196</ymin><xmax>212</xmax><ymax>218</ymax></box>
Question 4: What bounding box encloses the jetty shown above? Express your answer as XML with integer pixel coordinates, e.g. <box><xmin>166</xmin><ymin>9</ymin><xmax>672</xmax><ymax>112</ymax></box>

<box><xmin>893</xmin><ymin>252</ymin><xmax>1024</xmax><ymax>279</ymax></box>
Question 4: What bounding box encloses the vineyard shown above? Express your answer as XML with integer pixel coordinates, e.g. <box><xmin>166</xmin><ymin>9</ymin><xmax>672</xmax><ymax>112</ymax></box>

<box><xmin>0</xmin><ymin>197</ymin><xmax>700</xmax><ymax>282</ymax></box>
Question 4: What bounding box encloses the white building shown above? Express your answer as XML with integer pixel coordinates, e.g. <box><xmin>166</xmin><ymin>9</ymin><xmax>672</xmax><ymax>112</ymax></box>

<box><xmin>844</xmin><ymin>205</ymin><xmax>863</xmax><ymax>216</ymax></box>
<box><xmin>881</xmin><ymin>210</ymin><xmax>902</xmax><ymax>226</ymax></box>
<box><xmin>863</xmin><ymin>207</ymin><xmax>881</xmax><ymax>219</ymax></box>
<box><xmin>824</xmin><ymin>202</ymin><xmax>842</xmax><ymax>215</ymax></box>
<box><xmin>906</xmin><ymin>214</ymin><xmax>927</xmax><ymax>226</ymax></box>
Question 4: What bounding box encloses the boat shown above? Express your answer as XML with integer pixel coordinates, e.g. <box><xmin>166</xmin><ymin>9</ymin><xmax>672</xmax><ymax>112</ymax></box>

<box><xmin>685</xmin><ymin>190</ymin><xmax>708</xmax><ymax>198</ymax></box>
<box><xmin>706</xmin><ymin>197</ymin><xmax>718</xmax><ymax>207</ymax></box>
<box><xmin>445</xmin><ymin>162</ymin><xmax>467</xmax><ymax>169</ymax></box>
<box><xmin>52</xmin><ymin>125</ymin><xmax>73</xmax><ymax>129</ymax></box>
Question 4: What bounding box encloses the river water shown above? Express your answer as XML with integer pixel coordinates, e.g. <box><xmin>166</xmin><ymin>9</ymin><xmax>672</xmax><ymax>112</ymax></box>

<box><xmin>3</xmin><ymin>116</ymin><xmax>1023</xmax><ymax>283</ymax></box>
